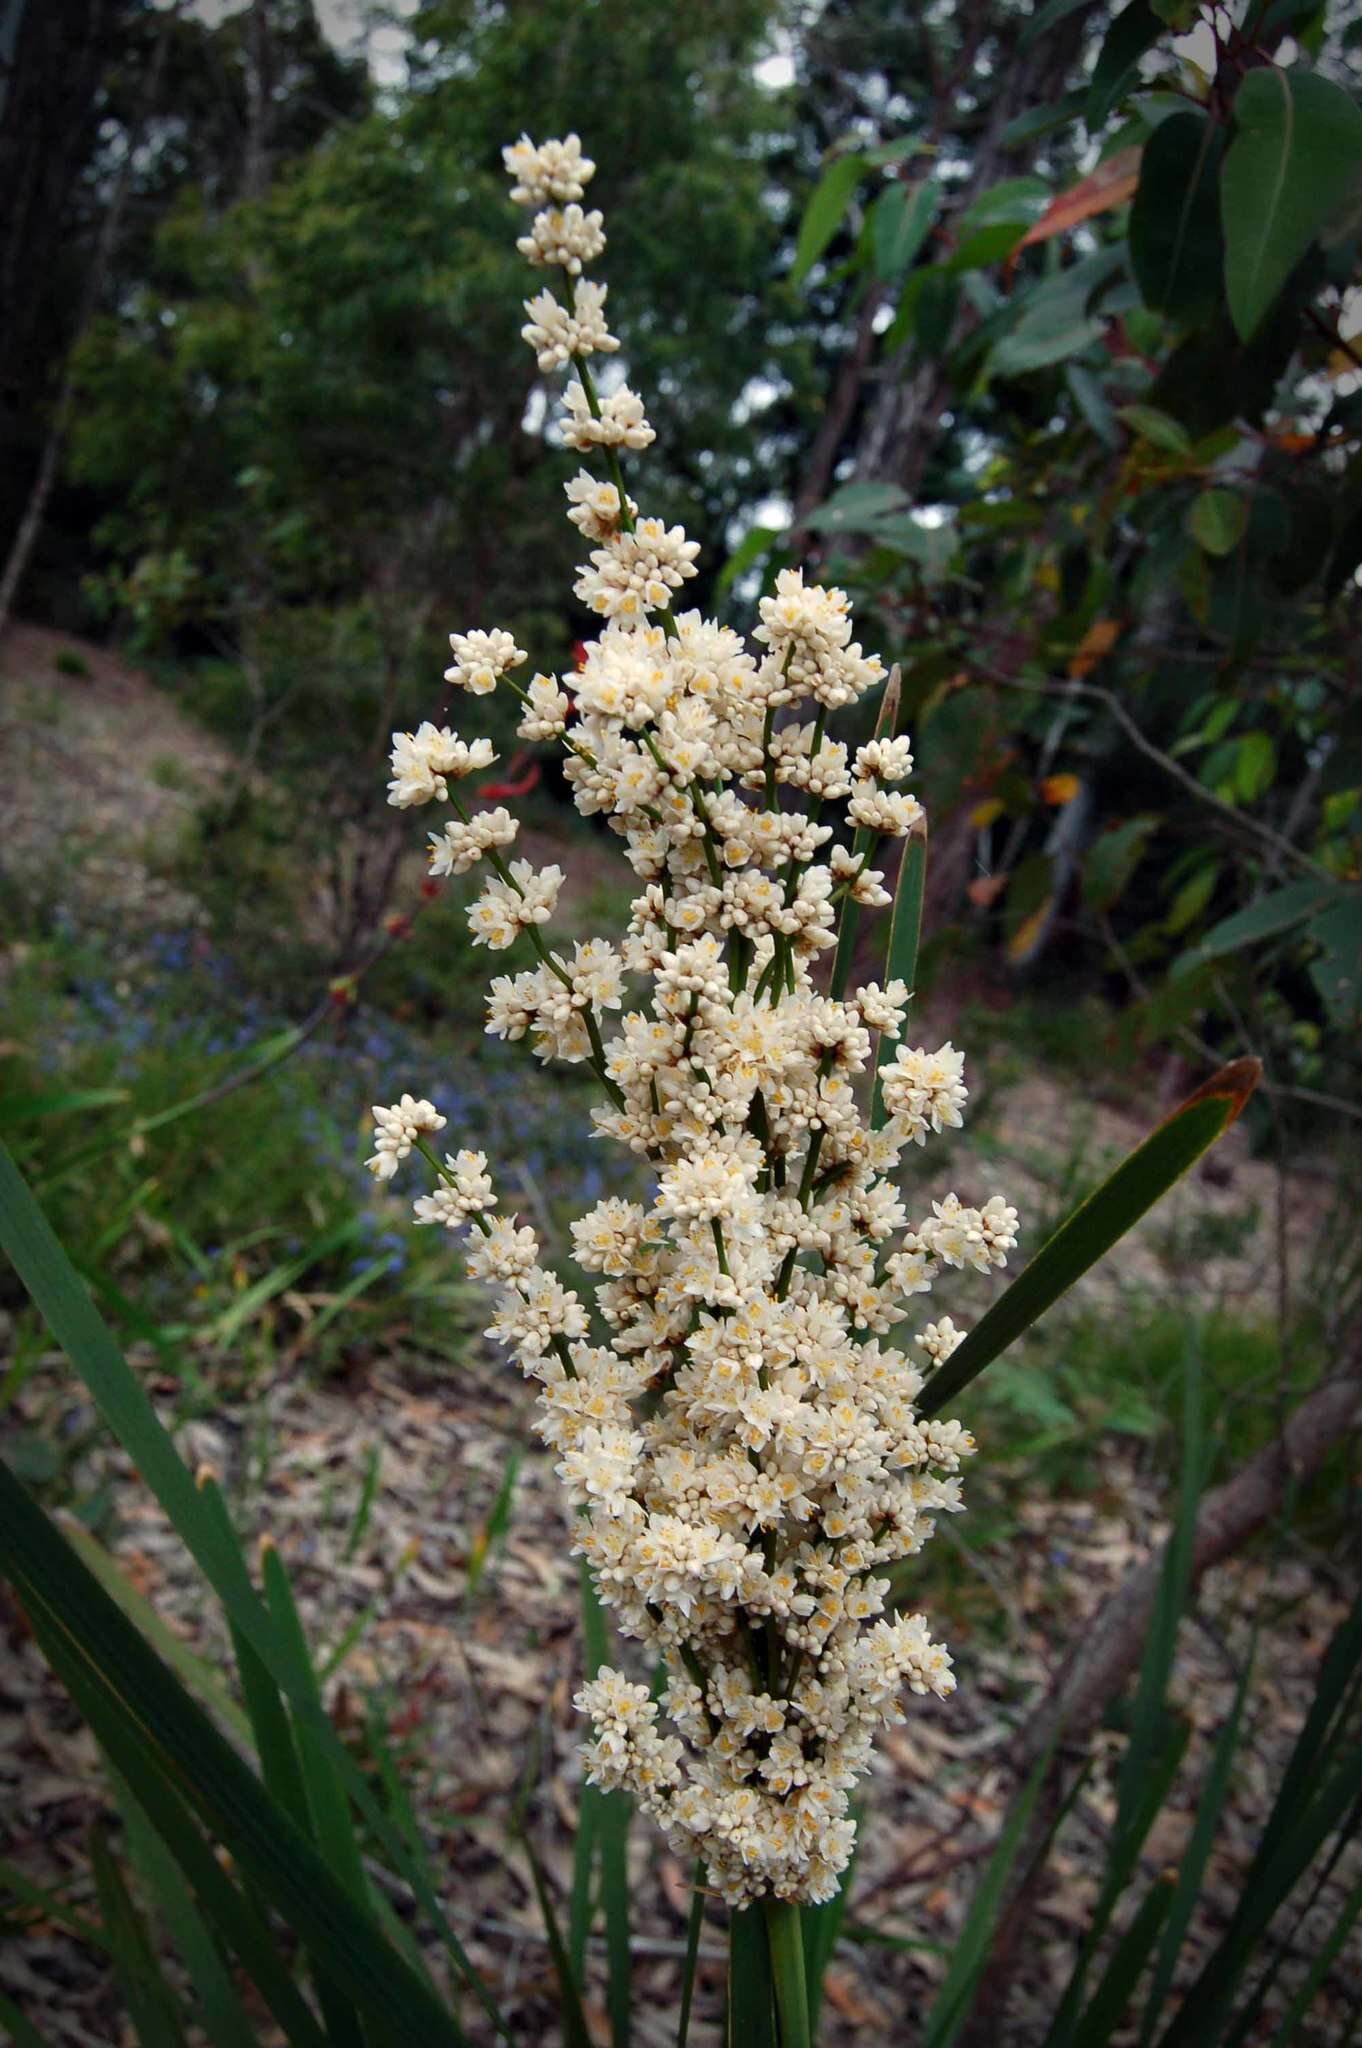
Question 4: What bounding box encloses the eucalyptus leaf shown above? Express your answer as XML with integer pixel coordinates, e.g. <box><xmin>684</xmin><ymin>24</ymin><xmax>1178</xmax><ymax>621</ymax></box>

<box><xmin>1129</xmin><ymin>109</ymin><xmax>1225</xmax><ymax>320</ymax></box>
<box><xmin>1188</xmin><ymin>488</ymin><xmax>1247</xmax><ymax>556</ymax></box>
<box><xmin>870</xmin><ymin>178</ymin><xmax>940</xmax><ymax>281</ymax></box>
<box><xmin>1221</xmin><ymin>66</ymin><xmax>1362</xmax><ymax>339</ymax></box>
<box><xmin>791</xmin><ymin>153</ymin><xmax>867</xmax><ymax>287</ymax></box>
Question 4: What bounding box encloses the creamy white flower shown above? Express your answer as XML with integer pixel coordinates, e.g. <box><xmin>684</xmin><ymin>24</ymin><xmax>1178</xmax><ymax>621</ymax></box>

<box><xmin>427</xmin><ymin>806</ymin><xmax>517</xmax><ymax>876</ymax></box>
<box><xmin>846</xmin><ymin>784</ymin><xmax>925</xmax><ymax>837</ymax></box>
<box><xmin>365</xmin><ymin>1095</ymin><xmax>445</xmax><ymax>1180</ymax></box>
<box><xmin>504</xmin><ymin>132</ymin><xmax>597</xmax><ymax>206</ymax></box>
<box><xmin>374</xmin><ymin>130</ymin><xmax>1019</xmax><ymax>1912</ymax></box>
<box><xmin>412</xmin><ymin>1149</ymin><xmax>496</xmax><ymax>1227</ymax></box>
<box><xmin>560</xmin><ymin>381</ymin><xmax>654</xmax><ymax>451</ymax></box>
<box><xmin>575</xmin><ymin>518</ymin><xmax>700</xmax><ymax>621</ymax></box>
<box><xmin>517</xmin><ymin>202</ymin><xmax>606</xmax><ymax>275</ymax></box>
<box><xmin>522</xmin><ymin>279</ymin><xmax>619</xmax><ymax>370</ymax></box>
<box><xmin>565</xmin><ymin>470</ymin><xmax>634</xmax><ymax>539</ymax></box>
<box><xmin>386</xmin><ymin>725</ymin><xmax>496</xmax><ymax>807</ymax></box>
<box><xmin>445</xmin><ymin>627</ymin><xmax>527</xmax><ymax>696</ymax></box>
<box><xmin>468</xmin><ymin>861</ymin><xmax>565</xmax><ymax>950</ymax></box>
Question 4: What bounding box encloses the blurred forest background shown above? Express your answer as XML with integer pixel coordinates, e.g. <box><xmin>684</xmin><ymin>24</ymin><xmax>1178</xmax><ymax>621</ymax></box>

<box><xmin>3</xmin><ymin>0</ymin><xmax>1362</xmax><ymax>2038</ymax></box>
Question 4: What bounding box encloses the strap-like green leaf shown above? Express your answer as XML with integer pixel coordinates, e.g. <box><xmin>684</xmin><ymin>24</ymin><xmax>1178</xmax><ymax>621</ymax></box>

<box><xmin>1195</xmin><ymin>878</ymin><xmax>1340</xmax><ymax>960</ymax></box>
<box><xmin>728</xmin><ymin>1903</ymin><xmax>776</xmax><ymax>2047</ymax></box>
<box><xmin>764</xmin><ymin>1899</ymin><xmax>811</xmax><ymax>2048</ymax></box>
<box><xmin>110</xmin><ymin>1765</ymin><xmax>258</xmax><ymax>2048</ymax></box>
<box><xmin>2</xmin><ymin>1461</ymin><xmax>464</xmax><ymax>2048</ymax></box>
<box><xmin>870</xmin><ymin>827</ymin><xmax>927</xmax><ymax>1128</ymax></box>
<box><xmin>88</xmin><ymin>1826</ymin><xmax>191</xmax><ymax>2048</ymax></box>
<box><xmin>917</xmin><ymin>1060</ymin><xmax>1259</xmax><ymax>1418</ymax></box>
<box><xmin>0</xmin><ymin>1139</ymin><xmax>506</xmax><ymax>2037</ymax></box>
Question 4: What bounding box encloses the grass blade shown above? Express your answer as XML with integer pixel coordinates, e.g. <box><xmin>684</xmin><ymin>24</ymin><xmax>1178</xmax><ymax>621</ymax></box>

<box><xmin>62</xmin><ymin>1515</ymin><xmax>252</xmax><ymax>1744</ymax></box>
<box><xmin>1</xmin><ymin>1854</ymin><xmax>109</xmax><ymax>1953</ymax></box>
<box><xmin>1263</xmin><ymin>1865</ymin><xmax>1362</xmax><ymax>2047</ymax></box>
<box><xmin>1048</xmin><ymin>1718</ymin><xmax>1192</xmax><ymax>2048</ymax></box>
<box><xmin>1069</xmin><ymin>1879</ymin><xmax>1174</xmax><ymax>2048</ymax></box>
<box><xmin>0</xmin><ymin>1139</ymin><xmax>507</xmax><ymax>2037</ymax></box>
<box><xmin>917</xmin><ymin>1060</ymin><xmax>1260</xmax><ymax>1417</ymax></box>
<box><xmin>26</xmin><ymin>1598</ymin><xmax>330</xmax><ymax>2048</ymax></box>
<box><xmin>89</xmin><ymin>1825</ymin><xmax>191</xmax><ymax>2048</ymax></box>
<box><xmin>801</xmin><ymin>1827</ymin><xmax>858</xmax><ymax>2038</ymax></box>
<box><xmin>465</xmin><ymin>1447</ymin><xmax>521</xmax><ymax>1601</ymax></box>
<box><xmin>870</xmin><ymin>826</ymin><xmax>928</xmax><ymax>1129</ymax></box>
<box><xmin>921</xmin><ymin>1745</ymin><xmax>1054</xmax><ymax>2048</ymax></box>
<box><xmin>111</xmin><ymin>1764</ymin><xmax>258</xmax><ymax>2048</ymax></box>
<box><xmin>262</xmin><ymin>1539</ymin><xmax>371</xmax><ymax>1907</ymax></box>
<box><xmin>728</xmin><ymin>1903</ymin><xmax>776</xmax><ymax>2047</ymax></box>
<box><xmin>520</xmin><ymin>1823</ymin><xmax>595</xmax><ymax>2048</ymax></box>
<box><xmin>0</xmin><ymin>1990</ymin><xmax>53</xmax><ymax>2047</ymax></box>
<box><xmin>577</xmin><ymin>1559</ymin><xmax>632</xmax><ymax>2040</ymax></box>
<box><xmin>195</xmin><ymin>1476</ymin><xmax>311</xmax><ymax>1831</ymax></box>
<box><xmin>1140</xmin><ymin>1641</ymin><xmax>1254</xmax><ymax>2040</ymax></box>
<box><xmin>2</xmin><ymin>1460</ymin><xmax>465</xmax><ymax>2048</ymax></box>
<box><xmin>764</xmin><ymin>1899</ymin><xmax>811</xmax><ymax>2048</ymax></box>
<box><xmin>262</xmin><ymin>1537</ymin><xmax>371</xmax><ymax>2048</ymax></box>
<box><xmin>1115</xmin><ymin>1343</ymin><xmax>1204</xmax><ymax>1849</ymax></box>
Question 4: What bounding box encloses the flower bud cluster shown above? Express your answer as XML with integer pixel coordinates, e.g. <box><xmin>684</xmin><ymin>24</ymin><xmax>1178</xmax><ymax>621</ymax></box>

<box><xmin>374</xmin><ymin>136</ymin><xmax>1020</xmax><ymax>1907</ymax></box>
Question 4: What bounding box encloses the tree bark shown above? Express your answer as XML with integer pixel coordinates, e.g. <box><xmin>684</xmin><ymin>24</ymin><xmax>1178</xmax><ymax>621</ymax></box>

<box><xmin>955</xmin><ymin>1360</ymin><xmax>1362</xmax><ymax>2048</ymax></box>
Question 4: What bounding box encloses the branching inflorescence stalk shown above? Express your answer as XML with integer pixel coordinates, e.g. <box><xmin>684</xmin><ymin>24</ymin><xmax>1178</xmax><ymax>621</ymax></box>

<box><xmin>370</xmin><ymin>129</ymin><xmax>1021</xmax><ymax>2006</ymax></box>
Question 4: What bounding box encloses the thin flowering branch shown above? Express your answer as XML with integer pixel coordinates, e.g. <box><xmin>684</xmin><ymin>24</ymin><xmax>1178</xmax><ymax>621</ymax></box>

<box><xmin>369</xmin><ymin>132</ymin><xmax>1022</xmax><ymax>1913</ymax></box>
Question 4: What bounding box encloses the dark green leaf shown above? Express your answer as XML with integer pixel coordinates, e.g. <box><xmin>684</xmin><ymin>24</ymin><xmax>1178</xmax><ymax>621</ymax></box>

<box><xmin>728</xmin><ymin>1905</ymin><xmax>776</xmax><ymax>2047</ymax></box>
<box><xmin>870</xmin><ymin>179</ymin><xmax>940</xmax><ymax>281</ymax></box>
<box><xmin>675</xmin><ymin>1864</ymin><xmax>707</xmax><ymax>2048</ymax></box>
<box><xmin>917</xmin><ymin>1061</ymin><xmax>1260</xmax><ymax>1417</ymax></box>
<box><xmin>1082</xmin><ymin>815</ymin><xmax>1159</xmax><ymax>911</ymax></box>
<box><xmin>1188</xmin><ymin>487</ymin><xmax>1247</xmax><ymax>555</ymax></box>
<box><xmin>1000</xmin><ymin>89</ymin><xmax>1089</xmax><ymax>146</ymax></box>
<box><xmin>914</xmin><ymin>271</ymin><xmax>960</xmax><ymax>356</ymax></box>
<box><xmin>765</xmin><ymin>1901</ymin><xmax>811</xmax><ymax>2048</ymax></box>
<box><xmin>791</xmin><ymin>154</ymin><xmax>867</xmax><ymax>287</ymax></box>
<box><xmin>1195</xmin><ymin>879</ymin><xmax>1339</xmax><ymax>959</ymax></box>
<box><xmin>1088</xmin><ymin>2</ymin><xmax>1163</xmax><ymax>127</ymax></box>
<box><xmin>1130</xmin><ymin>110</ymin><xmax>1225</xmax><ymax>319</ymax></box>
<box><xmin>799</xmin><ymin>483</ymin><xmax>910</xmax><ymax>535</ymax></box>
<box><xmin>871</xmin><ymin>831</ymin><xmax>927</xmax><ymax>1128</ymax></box>
<box><xmin>89</xmin><ymin>1828</ymin><xmax>190</xmax><ymax>2048</ymax></box>
<box><xmin>1118</xmin><ymin>403</ymin><xmax>1193</xmax><ymax>453</ymax></box>
<box><xmin>1221</xmin><ymin>66</ymin><xmax>1362</xmax><ymax>339</ymax></box>
<box><xmin>1020</xmin><ymin>0</ymin><xmax>1093</xmax><ymax>52</ymax></box>
<box><xmin>1</xmin><ymin>1463</ymin><xmax>465</xmax><ymax>2048</ymax></box>
<box><xmin>0</xmin><ymin>1141</ymin><xmax>505</xmax><ymax>2037</ymax></box>
<box><xmin>1307</xmin><ymin>894</ymin><xmax>1362</xmax><ymax>1025</ymax></box>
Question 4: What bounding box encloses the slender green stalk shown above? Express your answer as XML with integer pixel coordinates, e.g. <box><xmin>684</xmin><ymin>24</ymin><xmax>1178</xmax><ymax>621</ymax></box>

<box><xmin>764</xmin><ymin>1899</ymin><xmax>811</xmax><ymax>2048</ymax></box>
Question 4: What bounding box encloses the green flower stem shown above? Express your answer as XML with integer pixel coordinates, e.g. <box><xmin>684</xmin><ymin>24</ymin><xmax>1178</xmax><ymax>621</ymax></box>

<box><xmin>764</xmin><ymin>1898</ymin><xmax>811</xmax><ymax>2048</ymax></box>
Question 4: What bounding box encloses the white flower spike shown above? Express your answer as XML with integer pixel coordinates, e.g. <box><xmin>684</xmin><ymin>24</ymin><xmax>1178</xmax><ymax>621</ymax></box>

<box><xmin>376</xmin><ymin>135</ymin><xmax>1019</xmax><ymax>1911</ymax></box>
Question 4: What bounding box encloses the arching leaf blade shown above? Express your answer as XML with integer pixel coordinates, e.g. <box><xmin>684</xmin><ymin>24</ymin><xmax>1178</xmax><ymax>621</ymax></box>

<box><xmin>917</xmin><ymin>1059</ymin><xmax>1260</xmax><ymax>1417</ymax></box>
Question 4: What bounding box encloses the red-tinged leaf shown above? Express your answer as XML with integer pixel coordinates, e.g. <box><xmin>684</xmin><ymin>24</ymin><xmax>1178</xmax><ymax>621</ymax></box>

<box><xmin>1017</xmin><ymin>148</ymin><xmax>1143</xmax><ymax>250</ymax></box>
